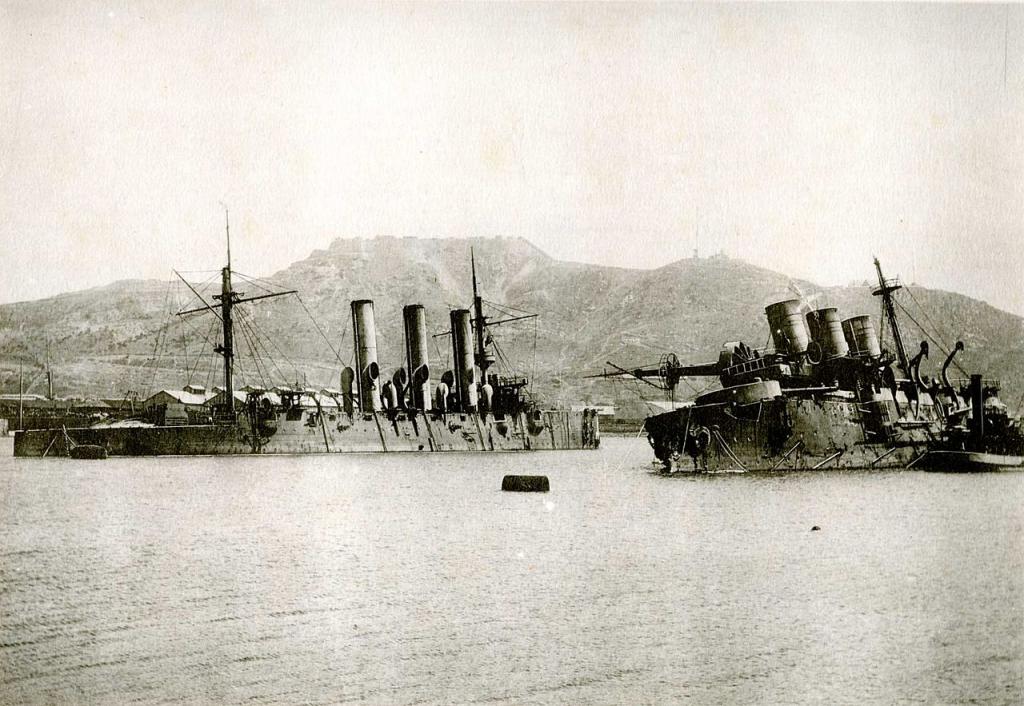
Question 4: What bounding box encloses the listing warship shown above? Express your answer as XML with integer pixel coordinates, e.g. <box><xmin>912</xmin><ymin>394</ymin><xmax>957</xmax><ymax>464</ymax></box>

<box><xmin>600</xmin><ymin>259</ymin><xmax>1018</xmax><ymax>472</ymax></box>
<box><xmin>14</xmin><ymin>239</ymin><xmax>599</xmax><ymax>457</ymax></box>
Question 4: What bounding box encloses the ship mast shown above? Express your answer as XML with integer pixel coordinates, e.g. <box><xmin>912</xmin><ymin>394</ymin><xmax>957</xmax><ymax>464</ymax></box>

<box><xmin>872</xmin><ymin>257</ymin><xmax>910</xmax><ymax>377</ymax></box>
<box><xmin>176</xmin><ymin>209</ymin><xmax>297</xmax><ymax>420</ymax></box>
<box><xmin>467</xmin><ymin>248</ymin><xmax>537</xmax><ymax>382</ymax></box>
<box><xmin>213</xmin><ymin>209</ymin><xmax>236</xmax><ymax>417</ymax></box>
<box><xmin>471</xmin><ymin>248</ymin><xmax>490</xmax><ymax>379</ymax></box>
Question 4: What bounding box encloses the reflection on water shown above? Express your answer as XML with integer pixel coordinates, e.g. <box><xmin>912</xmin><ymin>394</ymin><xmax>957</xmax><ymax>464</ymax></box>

<box><xmin>0</xmin><ymin>437</ymin><xmax>1021</xmax><ymax>704</ymax></box>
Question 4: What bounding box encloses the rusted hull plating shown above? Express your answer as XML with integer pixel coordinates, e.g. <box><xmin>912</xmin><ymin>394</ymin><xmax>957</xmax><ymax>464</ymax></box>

<box><xmin>13</xmin><ymin>409</ymin><xmax>600</xmax><ymax>457</ymax></box>
<box><xmin>645</xmin><ymin>396</ymin><xmax>936</xmax><ymax>472</ymax></box>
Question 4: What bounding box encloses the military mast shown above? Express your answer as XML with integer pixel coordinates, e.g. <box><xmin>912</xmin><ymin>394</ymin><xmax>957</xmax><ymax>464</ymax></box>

<box><xmin>213</xmin><ymin>208</ymin><xmax>235</xmax><ymax>417</ymax></box>
<box><xmin>176</xmin><ymin>209</ymin><xmax>296</xmax><ymax>421</ymax></box>
<box><xmin>471</xmin><ymin>248</ymin><xmax>491</xmax><ymax>380</ymax></box>
<box><xmin>872</xmin><ymin>257</ymin><xmax>910</xmax><ymax>377</ymax></box>
<box><xmin>469</xmin><ymin>247</ymin><xmax>536</xmax><ymax>387</ymax></box>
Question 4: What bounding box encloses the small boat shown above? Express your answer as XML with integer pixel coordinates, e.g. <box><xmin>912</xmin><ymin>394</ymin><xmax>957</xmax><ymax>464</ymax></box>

<box><xmin>914</xmin><ymin>450</ymin><xmax>1023</xmax><ymax>472</ymax></box>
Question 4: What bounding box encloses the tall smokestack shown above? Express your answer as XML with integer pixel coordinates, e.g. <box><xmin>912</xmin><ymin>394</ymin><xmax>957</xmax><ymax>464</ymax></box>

<box><xmin>351</xmin><ymin>300</ymin><xmax>381</xmax><ymax>413</ymax></box>
<box><xmin>765</xmin><ymin>300</ymin><xmax>810</xmax><ymax>356</ymax></box>
<box><xmin>403</xmin><ymin>304</ymin><xmax>431</xmax><ymax>411</ymax></box>
<box><xmin>806</xmin><ymin>307</ymin><xmax>849</xmax><ymax>359</ymax></box>
<box><xmin>842</xmin><ymin>316</ymin><xmax>881</xmax><ymax>358</ymax></box>
<box><xmin>450</xmin><ymin>309</ymin><xmax>477</xmax><ymax>412</ymax></box>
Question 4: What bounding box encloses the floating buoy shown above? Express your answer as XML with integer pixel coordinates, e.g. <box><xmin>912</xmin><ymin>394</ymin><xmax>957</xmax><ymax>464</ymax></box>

<box><xmin>69</xmin><ymin>445</ymin><xmax>108</xmax><ymax>460</ymax></box>
<box><xmin>811</xmin><ymin>525</ymin><xmax>821</xmax><ymax>531</ymax></box>
<box><xmin>502</xmin><ymin>475</ymin><xmax>549</xmax><ymax>492</ymax></box>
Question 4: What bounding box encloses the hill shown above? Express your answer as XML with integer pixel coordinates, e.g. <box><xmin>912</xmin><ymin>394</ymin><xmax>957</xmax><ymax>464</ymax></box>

<box><xmin>1</xmin><ymin>236</ymin><xmax>1021</xmax><ymax>418</ymax></box>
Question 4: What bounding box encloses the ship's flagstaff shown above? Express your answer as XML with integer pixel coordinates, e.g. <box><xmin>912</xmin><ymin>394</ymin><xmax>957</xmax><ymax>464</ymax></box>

<box><xmin>221</xmin><ymin>203</ymin><xmax>231</xmax><ymax>272</ymax></box>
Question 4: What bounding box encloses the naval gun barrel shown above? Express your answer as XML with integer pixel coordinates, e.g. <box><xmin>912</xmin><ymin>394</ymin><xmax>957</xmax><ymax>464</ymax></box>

<box><xmin>590</xmin><ymin>359</ymin><xmax>721</xmax><ymax>392</ymax></box>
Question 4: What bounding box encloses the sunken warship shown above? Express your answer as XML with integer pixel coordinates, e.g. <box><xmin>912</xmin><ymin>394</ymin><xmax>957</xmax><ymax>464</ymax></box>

<box><xmin>603</xmin><ymin>259</ymin><xmax>1018</xmax><ymax>472</ymax></box>
<box><xmin>14</xmin><ymin>242</ymin><xmax>599</xmax><ymax>457</ymax></box>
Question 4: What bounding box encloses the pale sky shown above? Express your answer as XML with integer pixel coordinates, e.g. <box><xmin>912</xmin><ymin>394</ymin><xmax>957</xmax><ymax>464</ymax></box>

<box><xmin>1</xmin><ymin>2</ymin><xmax>1022</xmax><ymax>313</ymax></box>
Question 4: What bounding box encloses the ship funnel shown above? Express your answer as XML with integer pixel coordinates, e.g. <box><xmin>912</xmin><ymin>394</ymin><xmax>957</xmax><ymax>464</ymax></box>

<box><xmin>841</xmin><ymin>315</ymin><xmax>881</xmax><ymax>358</ymax></box>
<box><xmin>450</xmin><ymin>309</ymin><xmax>478</xmax><ymax>412</ymax></box>
<box><xmin>765</xmin><ymin>300</ymin><xmax>810</xmax><ymax>356</ymax></box>
<box><xmin>340</xmin><ymin>366</ymin><xmax>355</xmax><ymax>416</ymax></box>
<box><xmin>402</xmin><ymin>304</ymin><xmax>431</xmax><ymax>410</ymax></box>
<box><xmin>351</xmin><ymin>299</ymin><xmax>382</xmax><ymax>412</ymax></box>
<box><xmin>805</xmin><ymin>307</ymin><xmax>849</xmax><ymax>360</ymax></box>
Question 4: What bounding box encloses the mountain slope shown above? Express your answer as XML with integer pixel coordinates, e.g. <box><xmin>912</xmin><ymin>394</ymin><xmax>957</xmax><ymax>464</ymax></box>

<box><xmin>1</xmin><ymin>236</ymin><xmax>1021</xmax><ymax>417</ymax></box>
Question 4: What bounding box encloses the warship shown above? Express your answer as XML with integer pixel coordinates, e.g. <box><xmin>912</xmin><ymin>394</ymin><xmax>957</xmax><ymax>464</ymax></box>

<box><xmin>599</xmin><ymin>259</ymin><xmax>1018</xmax><ymax>472</ymax></box>
<box><xmin>13</xmin><ymin>232</ymin><xmax>599</xmax><ymax>457</ymax></box>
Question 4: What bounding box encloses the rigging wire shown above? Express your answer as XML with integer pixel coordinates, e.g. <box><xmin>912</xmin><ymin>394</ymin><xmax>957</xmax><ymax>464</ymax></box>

<box><xmin>878</xmin><ymin>299</ymin><xmax>887</xmax><ymax>351</ymax></box>
<box><xmin>530</xmin><ymin>315</ymin><xmax>538</xmax><ymax>398</ymax></box>
<box><xmin>178</xmin><ymin>310</ymin><xmax>219</xmax><ymax>386</ymax></box>
<box><xmin>236</xmin><ymin>306</ymin><xmax>344</xmax><ymax>387</ymax></box>
<box><xmin>233</xmin><ymin>306</ymin><xmax>271</xmax><ymax>386</ymax></box>
<box><xmin>184</xmin><ymin>270</ymin><xmax>223</xmax><ymax>303</ymax></box>
<box><xmin>903</xmin><ymin>284</ymin><xmax>960</xmax><ymax>353</ymax></box>
<box><xmin>230</xmin><ymin>270</ymin><xmax>284</xmax><ymax>292</ymax></box>
<box><xmin>481</xmin><ymin>297</ymin><xmax>533</xmax><ymax>315</ymax></box>
<box><xmin>203</xmin><ymin>343</ymin><xmax>216</xmax><ymax>394</ymax></box>
<box><xmin>144</xmin><ymin>277</ymin><xmax>176</xmax><ymax>398</ymax></box>
<box><xmin>238</xmin><ymin>305</ymin><xmax>303</xmax><ymax>387</ymax></box>
<box><xmin>232</xmin><ymin>271</ymin><xmax>350</xmax><ymax>371</ymax></box>
<box><xmin>894</xmin><ymin>300</ymin><xmax>969</xmax><ymax>376</ymax></box>
<box><xmin>232</xmin><ymin>343</ymin><xmax>249</xmax><ymax>391</ymax></box>
<box><xmin>431</xmin><ymin>333</ymin><xmax>450</xmax><ymax>375</ymax></box>
<box><xmin>490</xmin><ymin>337</ymin><xmax>515</xmax><ymax>377</ymax></box>
<box><xmin>293</xmin><ymin>293</ymin><xmax>349</xmax><ymax>368</ymax></box>
<box><xmin>233</xmin><ymin>308</ymin><xmax>271</xmax><ymax>389</ymax></box>
<box><xmin>231</xmin><ymin>271</ymin><xmax>280</xmax><ymax>296</ymax></box>
<box><xmin>185</xmin><ymin>317</ymin><xmax>219</xmax><ymax>390</ymax></box>
<box><xmin>177</xmin><ymin>285</ymin><xmax>190</xmax><ymax>381</ymax></box>
<box><xmin>235</xmin><ymin>305</ymin><xmax>295</xmax><ymax>387</ymax></box>
<box><xmin>610</xmin><ymin>375</ymin><xmax>662</xmax><ymax>416</ymax></box>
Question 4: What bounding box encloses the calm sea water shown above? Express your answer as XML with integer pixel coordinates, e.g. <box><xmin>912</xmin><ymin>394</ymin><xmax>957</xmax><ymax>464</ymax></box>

<box><xmin>0</xmin><ymin>435</ymin><xmax>1021</xmax><ymax>705</ymax></box>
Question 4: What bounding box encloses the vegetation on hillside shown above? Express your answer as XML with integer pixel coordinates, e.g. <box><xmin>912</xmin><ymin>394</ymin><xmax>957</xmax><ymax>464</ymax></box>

<box><xmin>1</xmin><ymin>236</ymin><xmax>1021</xmax><ymax>418</ymax></box>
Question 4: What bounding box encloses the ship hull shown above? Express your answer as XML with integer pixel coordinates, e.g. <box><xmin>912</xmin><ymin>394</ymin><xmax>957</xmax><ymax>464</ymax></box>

<box><xmin>644</xmin><ymin>396</ymin><xmax>936</xmax><ymax>472</ymax></box>
<box><xmin>13</xmin><ymin>409</ymin><xmax>599</xmax><ymax>457</ymax></box>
